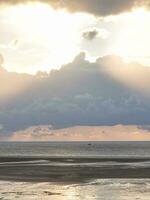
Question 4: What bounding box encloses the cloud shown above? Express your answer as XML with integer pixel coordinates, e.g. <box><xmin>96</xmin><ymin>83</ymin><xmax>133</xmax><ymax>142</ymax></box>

<box><xmin>10</xmin><ymin>125</ymin><xmax>150</xmax><ymax>141</ymax></box>
<box><xmin>0</xmin><ymin>53</ymin><xmax>150</xmax><ymax>136</ymax></box>
<box><xmin>60</xmin><ymin>0</ymin><xmax>137</xmax><ymax>16</ymax></box>
<box><xmin>0</xmin><ymin>0</ymin><xmax>148</xmax><ymax>16</ymax></box>
<box><xmin>82</xmin><ymin>29</ymin><xmax>99</xmax><ymax>40</ymax></box>
<box><xmin>0</xmin><ymin>124</ymin><xmax>4</xmax><ymax>130</ymax></box>
<box><xmin>82</xmin><ymin>28</ymin><xmax>109</xmax><ymax>41</ymax></box>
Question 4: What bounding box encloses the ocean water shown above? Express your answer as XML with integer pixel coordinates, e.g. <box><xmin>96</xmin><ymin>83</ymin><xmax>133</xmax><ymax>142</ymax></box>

<box><xmin>0</xmin><ymin>141</ymin><xmax>150</xmax><ymax>157</ymax></box>
<box><xmin>0</xmin><ymin>142</ymin><xmax>150</xmax><ymax>200</ymax></box>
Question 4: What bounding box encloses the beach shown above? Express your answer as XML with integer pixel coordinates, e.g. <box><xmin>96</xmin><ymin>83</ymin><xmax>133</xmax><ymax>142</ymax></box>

<box><xmin>1</xmin><ymin>179</ymin><xmax>150</xmax><ymax>200</ymax></box>
<box><xmin>0</xmin><ymin>142</ymin><xmax>150</xmax><ymax>199</ymax></box>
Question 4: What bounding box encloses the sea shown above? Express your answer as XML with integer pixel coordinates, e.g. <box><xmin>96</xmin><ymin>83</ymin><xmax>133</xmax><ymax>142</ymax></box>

<box><xmin>0</xmin><ymin>141</ymin><xmax>150</xmax><ymax>157</ymax></box>
<box><xmin>0</xmin><ymin>141</ymin><xmax>150</xmax><ymax>200</ymax></box>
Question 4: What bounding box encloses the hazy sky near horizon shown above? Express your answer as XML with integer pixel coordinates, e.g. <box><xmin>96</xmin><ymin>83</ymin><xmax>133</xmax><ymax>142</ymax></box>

<box><xmin>0</xmin><ymin>0</ymin><xmax>150</xmax><ymax>73</ymax></box>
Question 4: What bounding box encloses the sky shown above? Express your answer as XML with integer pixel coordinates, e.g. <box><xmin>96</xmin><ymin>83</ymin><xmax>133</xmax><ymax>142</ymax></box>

<box><xmin>0</xmin><ymin>0</ymin><xmax>150</xmax><ymax>140</ymax></box>
<box><xmin>0</xmin><ymin>0</ymin><xmax>150</xmax><ymax>73</ymax></box>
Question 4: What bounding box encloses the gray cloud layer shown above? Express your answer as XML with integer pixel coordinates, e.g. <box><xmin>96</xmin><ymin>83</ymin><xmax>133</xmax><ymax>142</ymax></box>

<box><xmin>0</xmin><ymin>0</ymin><xmax>149</xmax><ymax>16</ymax></box>
<box><xmin>0</xmin><ymin>53</ymin><xmax>150</xmax><ymax>136</ymax></box>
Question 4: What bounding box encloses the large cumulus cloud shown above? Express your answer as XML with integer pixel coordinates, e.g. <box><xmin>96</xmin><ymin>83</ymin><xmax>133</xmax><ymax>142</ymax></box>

<box><xmin>0</xmin><ymin>0</ymin><xmax>149</xmax><ymax>16</ymax></box>
<box><xmin>0</xmin><ymin>53</ymin><xmax>150</xmax><ymax>136</ymax></box>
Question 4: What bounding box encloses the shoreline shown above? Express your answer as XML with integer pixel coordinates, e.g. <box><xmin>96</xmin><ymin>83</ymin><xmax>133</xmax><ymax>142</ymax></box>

<box><xmin>0</xmin><ymin>157</ymin><xmax>150</xmax><ymax>183</ymax></box>
<box><xmin>0</xmin><ymin>155</ymin><xmax>150</xmax><ymax>162</ymax></box>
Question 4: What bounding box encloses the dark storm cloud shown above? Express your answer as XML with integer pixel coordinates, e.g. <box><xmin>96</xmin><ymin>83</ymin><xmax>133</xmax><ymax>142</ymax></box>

<box><xmin>0</xmin><ymin>0</ymin><xmax>149</xmax><ymax>16</ymax></box>
<box><xmin>82</xmin><ymin>29</ymin><xmax>99</xmax><ymax>40</ymax></box>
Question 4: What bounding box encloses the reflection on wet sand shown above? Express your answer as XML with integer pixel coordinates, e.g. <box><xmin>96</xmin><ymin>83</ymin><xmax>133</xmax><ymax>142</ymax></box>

<box><xmin>0</xmin><ymin>179</ymin><xmax>150</xmax><ymax>200</ymax></box>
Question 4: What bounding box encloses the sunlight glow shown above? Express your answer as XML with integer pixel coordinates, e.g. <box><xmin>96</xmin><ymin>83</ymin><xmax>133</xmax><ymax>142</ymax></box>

<box><xmin>100</xmin><ymin>55</ymin><xmax>150</xmax><ymax>97</ymax></box>
<box><xmin>1</xmin><ymin>3</ymin><xmax>95</xmax><ymax>73</ymax></box>
<box><xmin>112</xmin><ymin>8</ymin><xmax>150</xmax><ymax>65</ymax></box>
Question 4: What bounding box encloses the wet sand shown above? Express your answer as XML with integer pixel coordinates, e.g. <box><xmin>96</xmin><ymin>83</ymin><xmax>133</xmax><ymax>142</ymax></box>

<box><xmin>1</xmin><ymin>179</ymin><xmax>150</xmax><ymax>200</ymax></box>
<box><xmin>0</xmin><ymin>156</ymin><xmax>150</xmax><ymax>182</ymax></box>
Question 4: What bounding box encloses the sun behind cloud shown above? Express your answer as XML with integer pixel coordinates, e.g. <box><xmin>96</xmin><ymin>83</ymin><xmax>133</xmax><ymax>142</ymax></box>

<box><xmin>0</xmin><ymin>2</ymin><xmax>95</xmax><ymax>73</ymax></box>
<box><xmin>1</xmin><ymin>2</ymin><xmax>150</xmax><ymax>74</ymax></box>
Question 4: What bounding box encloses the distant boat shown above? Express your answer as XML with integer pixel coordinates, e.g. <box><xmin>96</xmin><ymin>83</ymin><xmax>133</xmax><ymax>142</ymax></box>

<box><xmin>88</xmin><ymin>143</ymin><xmax>92</xmax><ymax>146</ymax></box>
